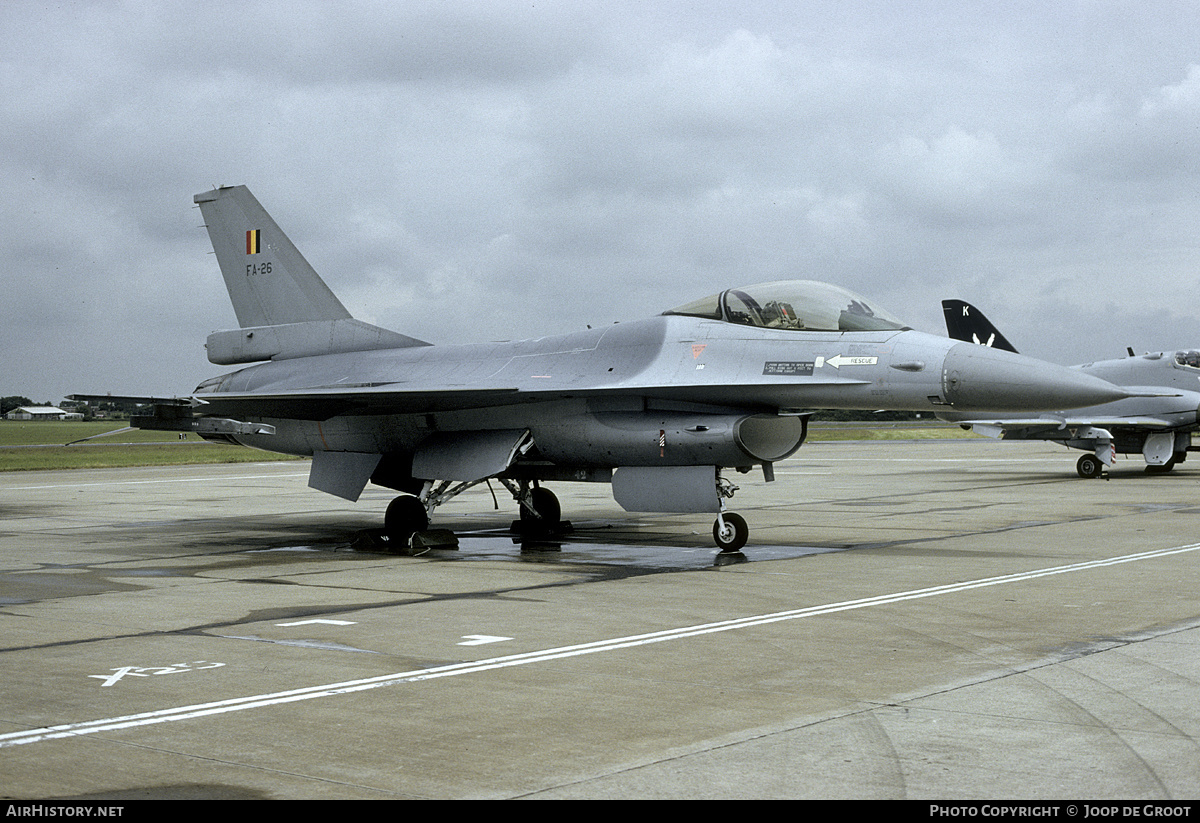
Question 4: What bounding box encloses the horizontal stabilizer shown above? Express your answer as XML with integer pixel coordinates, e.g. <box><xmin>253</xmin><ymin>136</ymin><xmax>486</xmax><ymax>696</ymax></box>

<box><xmin>66</xmin><ymin>395</ymin><xmax>274</xmax><ymax>437</ymax></box>
<box><xmin>67</xmin><ymin>393</ymin><xmax>192</xmax><ymax>407</ymax></box>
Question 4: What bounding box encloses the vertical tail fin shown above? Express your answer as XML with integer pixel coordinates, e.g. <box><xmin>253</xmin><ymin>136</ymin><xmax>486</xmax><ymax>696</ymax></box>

<box><xmin>194</xmin><ymin>185</ymin><xmax>352</xmax><ymax>328</ymax></box>
<box><xmin>941</xmin><ymin>299</ymin><xmax>1019</xmax><ymax>353</ymax></box>
<box><xmin>195</xmin><ymin>185</ymin><xmax>430</xmax><ymax>365</ymax></box>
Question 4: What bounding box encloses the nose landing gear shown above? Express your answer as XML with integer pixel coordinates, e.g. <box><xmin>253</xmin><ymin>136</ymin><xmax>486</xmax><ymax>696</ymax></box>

<box><xmin>712</xmin><ymin>472</ymin><xmax>749</xmax><ymax>565</ymax></box>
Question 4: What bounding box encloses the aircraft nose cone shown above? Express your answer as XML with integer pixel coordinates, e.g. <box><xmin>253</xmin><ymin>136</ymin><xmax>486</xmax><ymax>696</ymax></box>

<box><xmin>942</xmin><ymin>343</ymin><xmax>1128</xmax><ymax>411</ymax></box>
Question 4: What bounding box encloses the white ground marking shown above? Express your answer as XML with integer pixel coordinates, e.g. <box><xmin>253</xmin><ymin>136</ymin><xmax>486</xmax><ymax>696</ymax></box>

<box><xmin>3</xmin><ymin>543</ymin><xmax>1197</xmax><ymax>748</ymax></box>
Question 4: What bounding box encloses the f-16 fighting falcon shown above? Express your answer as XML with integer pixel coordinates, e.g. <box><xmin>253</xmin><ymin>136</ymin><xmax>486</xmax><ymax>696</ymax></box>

<box><xmin>941</xmin><ymin>299</ymin><xmax>1199</xmax><ymax>478</ymax></box>
<box><xmin>74</xmin><ymin>187</ymin><xmax>1138</xmax><ymax>563</ymax></box>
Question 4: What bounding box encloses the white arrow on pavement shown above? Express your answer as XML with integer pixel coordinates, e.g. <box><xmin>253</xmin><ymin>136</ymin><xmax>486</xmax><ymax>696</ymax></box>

<box><xmin>458</xmin><ymin>635</ymin><xmax>513</xmax><ymax>646</ymax></box>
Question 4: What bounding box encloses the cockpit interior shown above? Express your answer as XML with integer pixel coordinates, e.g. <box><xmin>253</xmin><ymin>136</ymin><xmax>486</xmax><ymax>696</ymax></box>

<box><xmin>663</xmin><ymin>280</ymin><xmax>910</xmax><ymax>332</ymax></box>
<box><xmin>1173</xmin><ymin>350</ymin><xmax>1200</xmax><ymax>369</ymax></box>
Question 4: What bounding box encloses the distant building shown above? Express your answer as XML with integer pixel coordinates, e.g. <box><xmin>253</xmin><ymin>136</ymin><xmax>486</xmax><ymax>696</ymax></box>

<box><xmin>4</xmin><ymin>406</ymin><xmax>82</xmax><ymax>421</ymax></box>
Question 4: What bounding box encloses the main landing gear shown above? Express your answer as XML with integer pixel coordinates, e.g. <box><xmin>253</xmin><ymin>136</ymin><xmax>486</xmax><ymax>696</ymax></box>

<box><xmin>384</xmin><ymin>494</ymin><xmax>428</xmax><ymax>542</ymax></box>
<box><xmin>510</xmin><ymin>483</ymin><xmax>564</xmax><ymax>536</ymax></box>
<box><xmin>1076</xmin><ymin>453</ymin><xmax>1106</xmax><ymax>479</ymax></box>
<box><xmin>382</xmin><ymin>493</ymin><xmax>450</xmax><ymax>554</ymax></box>
<box><xmin>1076</xmin><ymin>450</ymin><xmax>1189</xmax><ymax>478</ymax></box>
<box><xmin>381</xmin><ymin>477</ymin><xmax>567</xmax><ymax>552</ymax></box>
<box><xmin>380</xmin><ymin>468</ymin><xmax>754</xmax><ymax>565</ymax></box>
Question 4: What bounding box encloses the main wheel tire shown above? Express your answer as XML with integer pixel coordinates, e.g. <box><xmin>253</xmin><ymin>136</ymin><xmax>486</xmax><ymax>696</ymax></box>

<box><xmin>520</xmin><ymin>487</ymin><xmax>561</xmax><ymax>527</ymax></box>
<box><xmin>1076</xmin><ymin>454</ymin><xmax>1103</xmax><ymax>479</ymax></box>
<box><xmin>713</xmin><ymin>512</ymin><xmax>749</xmax><ymax>552</ymax></box>
<box><xmin>385</xmin><ymin>495</ymin><xmax>428</xmax><ymax>544</ymax></box>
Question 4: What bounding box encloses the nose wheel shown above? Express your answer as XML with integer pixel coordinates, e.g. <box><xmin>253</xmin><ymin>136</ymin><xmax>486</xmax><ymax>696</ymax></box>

<box><xmin>713</xmin><ymin>511</ymin><xmax>749</xmax><ymax>566</ymax></box>
<box><xmin>713</xmin><ymin>511</ymin><xmax>748</xmax><ymax>551</ymax></box>
<box><xmin>711</xmin><ymin>471</ymin><xmax>750</xmax><ymax>564</ymax></box>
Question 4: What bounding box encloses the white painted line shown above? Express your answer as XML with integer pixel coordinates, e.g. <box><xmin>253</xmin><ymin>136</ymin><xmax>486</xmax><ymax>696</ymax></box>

<box><xmin>3</xmin><ymin>542</ymin><xmax>1197</xmax><ymax>748</ymax></box>
<box><xmin>87</xmin><ymin>667</ymin><xmax>142</xmax><ymax>688</ymax></box>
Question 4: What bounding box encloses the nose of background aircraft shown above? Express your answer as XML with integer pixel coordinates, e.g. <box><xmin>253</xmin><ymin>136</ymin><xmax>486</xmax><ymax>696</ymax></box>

<box><xmin>942</xmin><ymin>343</ymin><xmax>1129</xmax><ymax>411</ymax></box>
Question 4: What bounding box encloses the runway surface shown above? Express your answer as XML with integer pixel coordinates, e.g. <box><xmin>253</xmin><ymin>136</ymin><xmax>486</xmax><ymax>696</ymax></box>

<box><xmin>1</xmin><ymin>439</ymin><xmax>1198</xmax><ymax>800</ymax></box>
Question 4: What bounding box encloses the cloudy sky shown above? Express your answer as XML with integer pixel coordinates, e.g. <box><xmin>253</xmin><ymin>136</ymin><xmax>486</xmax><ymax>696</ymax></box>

<box><xmin>4</xmin><ymin>1</ymin><xmax>1200</xmax><ymax>403</ymax></box>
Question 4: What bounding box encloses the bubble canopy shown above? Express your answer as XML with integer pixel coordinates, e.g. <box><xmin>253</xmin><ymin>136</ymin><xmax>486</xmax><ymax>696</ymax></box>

<box><xmin>662</xmin><ymin>280</ymin><xmax>910</xmax><ymax>332</ymax></box>
<box><xmin>1175</xmin><ymin>350</ymin><xmax>1200</xmax><ymax>370</ymax></box>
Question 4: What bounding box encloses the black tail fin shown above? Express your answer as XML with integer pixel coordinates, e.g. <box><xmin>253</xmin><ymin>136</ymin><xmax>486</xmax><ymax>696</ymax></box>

<box><xmin>941</xmin><ymin>299</ymin><xmax>1019</xmax><ymax>353</ymax></box>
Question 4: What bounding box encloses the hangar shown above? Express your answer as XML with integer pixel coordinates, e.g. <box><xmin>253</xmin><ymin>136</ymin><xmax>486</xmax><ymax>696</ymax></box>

<box><xmin>3</xmin><ymin>406</ymin><xmax>80</xmax><ymax>421</ymax></box>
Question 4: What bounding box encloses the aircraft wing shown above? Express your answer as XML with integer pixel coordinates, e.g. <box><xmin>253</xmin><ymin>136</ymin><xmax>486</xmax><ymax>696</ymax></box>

<box><xmin>73</xmin><ymin>389</ymin><xmax>523</xmax><ymax>422</ymax></box>
<box><xmin>959</xmin><ymin>415</ymin><xmax>1182</xmax><ymax>439</ymax></box>
<box><xmin>189</xmin><ymin>381</ymin><xmax>1171</xmax><ymax>422</ymax></box>
<box><xmin>187</xmin><ymin>376</ymin><xmax>874</xmax><ymax>421</ymax></box>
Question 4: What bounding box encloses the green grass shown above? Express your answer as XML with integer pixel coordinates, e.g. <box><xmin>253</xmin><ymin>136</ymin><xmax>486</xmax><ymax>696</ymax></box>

<box><xmin>0</xmin><ymin>420</ymin><xmax>197</xmax><ymax>446</ymax></box>
<box><xmin>0</xmin><ymin>421</ymin><xmax>304</xmax><ymax>472</ymax></box>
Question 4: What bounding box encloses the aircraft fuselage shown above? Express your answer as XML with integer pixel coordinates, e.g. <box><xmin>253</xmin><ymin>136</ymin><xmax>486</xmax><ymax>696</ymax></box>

<box><xmin>198</xmin><ymin>315</ymin><xmax>1127</xmax><ymax>471</ymax></box>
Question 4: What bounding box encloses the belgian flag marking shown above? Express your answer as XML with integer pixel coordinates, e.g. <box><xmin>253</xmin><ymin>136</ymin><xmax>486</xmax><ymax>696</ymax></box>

<box><xmin>246</xmin><ymin>229</ymin><xmax>261</xmax><ymax>255</ymax></box>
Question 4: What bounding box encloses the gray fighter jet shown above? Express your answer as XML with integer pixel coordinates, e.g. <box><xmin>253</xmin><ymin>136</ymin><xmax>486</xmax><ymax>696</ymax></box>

<box><xmin>74</xmin><ymin>186</ymin><xmax>1136</xmax><ymax>562</ymax></box>
<box><xmin>940</xmin><ymin>299</ymin><xmax>1199</xmax><ymax>478</ymax></box>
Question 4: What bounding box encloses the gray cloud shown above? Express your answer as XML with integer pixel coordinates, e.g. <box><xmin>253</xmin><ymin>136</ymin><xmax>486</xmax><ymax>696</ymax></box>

<box><xmin>4</xmin><ymin>1</ymin><xmax>1200</xmax><ymax>402</ymax></box>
